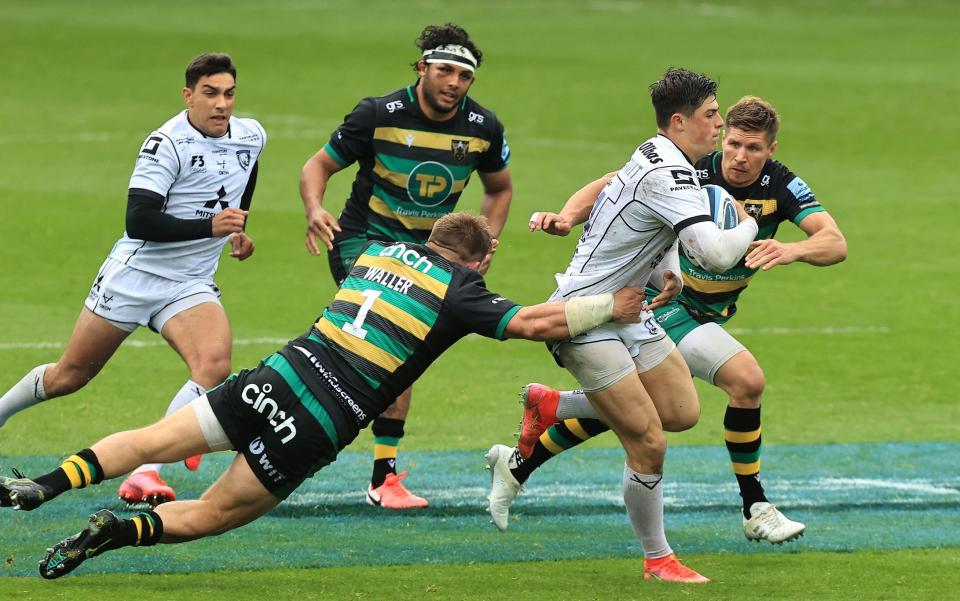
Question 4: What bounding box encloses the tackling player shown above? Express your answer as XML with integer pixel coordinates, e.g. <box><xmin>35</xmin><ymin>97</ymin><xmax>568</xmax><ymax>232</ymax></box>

<box><xmin>487</xmin><ymin>96</ymin><xmax>847</xmax><ymax>544</ymax></box>
<box><xmin>299</xmin><ymin>23</ymin><xmax>512</xmax><ymax>508</ymax></box>
<box><xmin>0</xmin><ymin>213</ymin><xmax>651</xmax><ymax>580</ymax></box>
<box><xmin>0</xmin><ymin>53</ymin><xmax>266</xmax><ymax>505</ymax></box>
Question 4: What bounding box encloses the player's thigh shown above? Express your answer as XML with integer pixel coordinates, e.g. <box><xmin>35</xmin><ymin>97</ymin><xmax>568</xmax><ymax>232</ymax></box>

<box><xmin>161</xmin><ymin>300</ymin><xmax>233</xmax><ymax>373</ymax></box>
<box><xmin>200</xmin><ymin>453</ymin><xmax>280</xmax><ymax>531</ymax></box>
<box><xmin>637</xmin><ymin>347</ymin><xmax>700</xmax><ymax>432</ymax></box>
<box><xmin>675</xmin><ymin>321</ymin><xmax>747</xmax><ymax>384</ymax></box>
<box><xmin>52</xmin><ymin>307</ymin><xmax>130</xmax><ymax>383</ymax></box>
<box><xmin>378</xmin><ymin>386</ymin><xmax>413</xmax><ymax>419</ymax></box>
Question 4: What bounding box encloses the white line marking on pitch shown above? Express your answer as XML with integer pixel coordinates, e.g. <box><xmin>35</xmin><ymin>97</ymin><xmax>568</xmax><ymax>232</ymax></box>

<box><xmin>0</xmin><ymin>326</ymin><xmax>889</xmax><ymax>351</ymax></box>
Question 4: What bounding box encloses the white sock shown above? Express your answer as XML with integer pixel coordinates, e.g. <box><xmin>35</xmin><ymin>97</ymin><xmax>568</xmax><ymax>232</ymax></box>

<box><xmin>623</xmin><ymin>463</ymin><xmax>672</xmax><ymax>559</ymax></box>
<box><xmin>0</xmin><ymin>364</ymin><xmax>53</xmax><ymax>427</ymax></box>
<box><xmin>134</xmin><ymin>379</ymin><xmax>206</xmax><ymax>474</ymax></box>
<box><xmin>556</xmin><ymin>389</ymin><xmax>601</xmax><ymax>420</ymax></box>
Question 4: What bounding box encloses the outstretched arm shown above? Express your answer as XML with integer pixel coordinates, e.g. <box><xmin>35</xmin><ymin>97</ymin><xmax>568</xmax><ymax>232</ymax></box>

<box><xmin>503</xmin><ymin>285</ymin><xmax>648</xmax><ymax>341</ymax></box>
<box><xmin>745</xmin><ymin>211</ymin><xmax>847</xmax><ymax>270</ymax></box>
<box><xmin>528</xmin><ymin>172</ymin><xmax>617</xmax><ymax>236</ymax></box>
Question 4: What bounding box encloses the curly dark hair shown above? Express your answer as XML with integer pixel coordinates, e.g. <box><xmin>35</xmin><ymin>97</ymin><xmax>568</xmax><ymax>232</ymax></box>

<box><xmin>410</xmin><ymin>23</ymin><xmax>483</xmax><ymax>72</ymax></box>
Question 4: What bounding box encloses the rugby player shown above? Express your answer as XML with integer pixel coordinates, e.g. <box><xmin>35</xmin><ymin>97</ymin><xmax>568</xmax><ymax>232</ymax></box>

<box><xmin>487</xmin><ymin>96</ymin><xmax>847</xmax><ymax>544</ymax></box>
<box><xmin>0</xmin><ymin>53</ymin><xmax>266</xmax><ymax>505</ymax></box>
<box><xmin>1</xmin><ymin>213</ymin><xmax>650</xmax><ymax>580</ymax></box>
<box><xmin>300</xmin><ymin>23</ymin><xmax>513</xmax><ymax>508</ymax></box>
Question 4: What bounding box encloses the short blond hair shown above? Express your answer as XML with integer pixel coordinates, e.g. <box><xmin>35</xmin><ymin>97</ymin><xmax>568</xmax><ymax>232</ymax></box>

<box><xmin>428</xmin><ymin>213</ymin><xmax>493</xmax><ymax>263</ymax></box>
<box><xmin>726</xmin><ymin>96</ymin><xmax>780</xmax><ymax>144</ymax></box>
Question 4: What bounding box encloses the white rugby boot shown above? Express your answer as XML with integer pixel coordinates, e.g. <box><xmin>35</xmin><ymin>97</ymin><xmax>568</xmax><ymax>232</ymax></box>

<box><xmin>743</xmin><ymin>502</ymin><xmax>806</xmax><ymax>544</ymax></box>
<box><xmin>484</xmin><ymin>444</ymin><xmax>522</xmax><ymax>531</ymax></box>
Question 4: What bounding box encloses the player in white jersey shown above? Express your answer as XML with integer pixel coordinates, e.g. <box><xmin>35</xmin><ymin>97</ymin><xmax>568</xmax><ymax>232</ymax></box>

<box><xmin>493</xmin><ymin>69</ymin><xmax>758</xmax><ymax>584</ymax></box>
<box><xmin>0</xmin><ymin>53</ymin><xmax>266</xmax><ymax>506</ymax></box>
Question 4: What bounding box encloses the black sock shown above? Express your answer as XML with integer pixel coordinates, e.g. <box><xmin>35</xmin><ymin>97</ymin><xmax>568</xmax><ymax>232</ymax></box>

<box><xmin>510</xmin><ymin>419</ymin><xmax>609</xmax><ymax>484</ymax></box>
<box><xmin>34</xmin><ymin>448</ymin><xmax>104</xmax><ymax>501</ymax></box>
<box><xmin>723</xmin><ymin>406</ymin><xmax>767</xmax><ymax>517</ymax></box>
<box><xmin>95</xmin><ymin>510</ymin><xmax>165</xmax><ymax>556</ymax></box>
<box><xmin>371</xmin><ymin>417</ymin><xmax>404</xmax><ymax>488</ymax></box>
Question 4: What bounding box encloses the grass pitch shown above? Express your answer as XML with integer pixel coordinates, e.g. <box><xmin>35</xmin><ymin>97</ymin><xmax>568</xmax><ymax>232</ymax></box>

<box><xmin>1</xmin><ymin>1</ymin><xmax>958</xmax><ymax>599</ymax></box>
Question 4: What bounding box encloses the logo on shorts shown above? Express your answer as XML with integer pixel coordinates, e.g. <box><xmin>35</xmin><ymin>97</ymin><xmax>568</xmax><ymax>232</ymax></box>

<box><xmin>241</xmin><ymin>382</ymin><xmax>298</xmax><ymax>444</ymax></box>
<box><xmin>247</xmin><ymin>437</ymin><xmax>286</xmax><ymax>483</ymax></box>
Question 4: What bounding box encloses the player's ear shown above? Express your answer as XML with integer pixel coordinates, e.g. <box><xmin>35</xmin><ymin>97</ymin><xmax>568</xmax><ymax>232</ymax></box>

<box><xmin>416</xmin><ymin>60</ymin><xmax>428</xmax><ymax>78</ymax></box>
<box><xmin>768</xmin><ymin>139</ymin><xmax>778</xmax><ymax>156</ymax></box>
<box><xmin>182</xmin><ymin>86</ymin><xmax>193</xmax><ymax>106</ymax></box>
<box><xmin>670</xmin><ymin>112</ymin><xmax>684</xmax><ymax>131</ymax></box>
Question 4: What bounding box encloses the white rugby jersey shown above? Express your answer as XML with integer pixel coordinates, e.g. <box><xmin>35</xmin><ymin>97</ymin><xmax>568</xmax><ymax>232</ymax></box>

<box><xmin>108</xmin><ymin>111</ymin><xmax>266</xmax><ymax>281</ymax></box>
<box><xmin>550</xmin><ymin>134</ymin><xmax>711</xmax><ymax>301</ymax></box>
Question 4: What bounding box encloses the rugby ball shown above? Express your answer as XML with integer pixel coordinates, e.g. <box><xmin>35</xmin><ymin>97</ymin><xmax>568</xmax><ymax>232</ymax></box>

<box><xmin>703</xmin><ymin>184</ymin><xmax>739</xmax><ymax>229</ymax></box>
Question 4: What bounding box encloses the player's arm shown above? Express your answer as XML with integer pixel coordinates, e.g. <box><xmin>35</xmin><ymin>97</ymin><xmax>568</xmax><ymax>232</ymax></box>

<box><xmin>503</xmin><ymin>286</ymin><xmax>648</xmax><ymax>341</ymax></box>
<box><xmin>126</xmin><ymin>191</ymin><xmax>247</xmax><ymax>242</ymax></box>
<box><xmin>745</xmin><ymin>211</ymin><xmax>847</xmax><ymax>270</ymax></box>
<box><xmin>529</xmin><ymin>172</ymin><xmax>618</xmax><ymax>236</ymax></box>
<box><xmin>476</xmin><ymin>167</ymin><xmax>513</xmax><ymax>274</ymax></box>
<box><xmin>300</xmin><ymin>148</ymin><xmax>346</xmax><ymax>254</ymax></box>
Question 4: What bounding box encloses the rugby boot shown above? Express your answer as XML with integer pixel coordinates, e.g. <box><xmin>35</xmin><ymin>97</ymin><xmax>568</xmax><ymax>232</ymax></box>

<box><xmin>365</xmin><ymin>471</ymin><xmax>428</xmax><ymax>509</ymax></box>
<box><xmin>743</xmin><ymin>502</ymin><xmax>806</xmax><ymax>544</ymax></box>
<box><xmin>484</xmin><ymin>444</ymin><xmax>523</xmax><ymax>530</ymax></box>
<box><xmin>643</xmin><ymin>554</ymin><xmax>710</xmax><ymax>584</ymax></box>
<box><xmin>517</xmin><ymin>383</ymin><xmax>560</xmax><ymax>458</ymax></box>
<box><xmin>39</xmin><ymin>509</ymin><xmax>122</xmax><ymax>579</ymax></box>
<box><xmin>117</xmin><ymin>470</ymin><xmax>176</xmax><ymax>506</ymax></box>
<box><xmin>183</xmin><ymin>454</ymin><xmax>203</xmax><ymax>471</ymax></box>
<box><xmin>0</xmin><ymin>470</ymin><xmax>50</xmax><ymax>510</ymax></box>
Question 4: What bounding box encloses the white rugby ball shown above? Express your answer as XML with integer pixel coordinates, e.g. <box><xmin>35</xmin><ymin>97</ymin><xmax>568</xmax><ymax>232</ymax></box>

<box><xmin>703</xmin><ymin>184</ymin><xmax>739</xmax><ymax>229</ymax></box>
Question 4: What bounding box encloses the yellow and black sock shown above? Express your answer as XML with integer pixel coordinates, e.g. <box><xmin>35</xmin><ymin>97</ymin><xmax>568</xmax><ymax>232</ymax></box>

<box><xmin>511</xmin><ymin>418</ymin><xmax>609</xmax><ymax>484</ymax></box>
<box><xmin>34</xmin><ymin>448</ymin><xmax>104</xmax><ymax>501</ymax></box>
<box><xmin>723</xmin><ymin>406</ymin><xmax>767</xmax><ymax>517</ymax></box>
<box><xmin>371</xmin><ymin>417</ymin><xmax>404</xmax><ymax>488</ymax></box>
<box><xmin>93</xmin><ymin>510</ymin><xmax>165</xmax><ymax>558</ymax></box>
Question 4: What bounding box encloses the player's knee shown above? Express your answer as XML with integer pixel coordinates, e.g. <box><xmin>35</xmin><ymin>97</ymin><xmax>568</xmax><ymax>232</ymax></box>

<box><xmin>193</xmin><ymin>356</ymin><xmax>232</xmax><ymax>388</ymax></box>
<box><xmin>729</xmin><ymin>365</ymin><xmax>765</xmax><ymax>407</ymax></box>
<box><xmin>661</xmin><ymin>402</ymin><xmax>700</xmax><ymax>432</ymax></box>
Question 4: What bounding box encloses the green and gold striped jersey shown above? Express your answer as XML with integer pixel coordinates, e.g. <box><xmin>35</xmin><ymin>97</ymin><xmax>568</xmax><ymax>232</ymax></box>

<box><xmin>670</xmin><ymin>152</ymin><xmax>826</xmax><ymax>323</ymax></box>
<box><xmin>279</xmin><ymin>241</ymin><xmax>521</xmax><ymax>444</ymax></box>
<box><xmin>324</xmin><ymin>83</ymin><xmax>509</xmax><ymax>244</ymax></box>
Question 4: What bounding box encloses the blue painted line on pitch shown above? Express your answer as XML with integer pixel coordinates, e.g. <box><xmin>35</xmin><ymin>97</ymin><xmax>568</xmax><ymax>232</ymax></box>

<box><xmin>1</xmin><ymin>442</ymin><xmax>958</xmax><ymax>576</ymax></box>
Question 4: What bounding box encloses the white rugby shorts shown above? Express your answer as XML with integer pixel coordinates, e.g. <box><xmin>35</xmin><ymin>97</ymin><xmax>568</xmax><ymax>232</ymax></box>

<box><xmin>84</xmin><ymin>257</ymin><xmax>222</xmax><ymax>333</ymax></box>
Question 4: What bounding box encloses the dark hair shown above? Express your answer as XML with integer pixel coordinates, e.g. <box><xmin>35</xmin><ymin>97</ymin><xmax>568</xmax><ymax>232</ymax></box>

<box><xmin>726</xmin><ymin>96</ymin><xmax>780</xmax><ymax>143</ymax></box>
<box><xmin>410</xmin><ymin>23</ymin><xmax>483</xmax><ymax>72</ymax></box>
<box><xmin>429</xmin><ymin>213</ymin><xmax>493</xmax><ymax>263</ymax></box>
<box><xmin>185</xmin><ymin>53</ymin><xmax>236</xmax><ymax>89</ymax></box>
<box><xmin>649</xmin><ymin>67</ymin><xmax>718</xmax><ymax>129</ymax></box>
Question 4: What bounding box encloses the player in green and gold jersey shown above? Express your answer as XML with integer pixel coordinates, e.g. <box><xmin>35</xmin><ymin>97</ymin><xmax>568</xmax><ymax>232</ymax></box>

<box><xmin>300</xmin><ymin>23</ymin><xmax>512</xmax><ymax>507</ymax></box>
<box><xmin>487</xmin><ymin>96</ymin><xmax>848</xmax><ymax>544</ymax></box>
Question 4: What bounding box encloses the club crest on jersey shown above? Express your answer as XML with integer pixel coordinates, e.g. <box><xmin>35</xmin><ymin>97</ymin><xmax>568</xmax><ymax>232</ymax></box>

<box><xmin>744</xmin><ymin>201</ymin><xmax>764</xmax><ymax>219</ymax></box>
<box><xmin>451</xmin><ymin>139</ymin><xmax>469</xmax><ymax>162</ymax></box>
<box><xmin>236</xmin><ymin>150</ymin><xmax>251</xmax><ymax>171</ymax></box>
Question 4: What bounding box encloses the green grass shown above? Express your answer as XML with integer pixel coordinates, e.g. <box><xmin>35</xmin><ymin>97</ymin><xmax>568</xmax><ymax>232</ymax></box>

<box><xmin>1</xmin><ymin>0</ymin><xmax>958</xmax><ymax>598</ymax></box>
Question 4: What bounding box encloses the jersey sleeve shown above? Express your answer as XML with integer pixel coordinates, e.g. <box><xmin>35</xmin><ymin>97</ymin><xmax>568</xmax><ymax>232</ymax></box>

<box><xmin>128</xmin><ymin>132</ymin><xmax>180</xmax><ymax>197</ymax></box>
<box><xmin>777</xmin><ymin>167</ymin><xmax>825</xmax><ymax>225</ymax></box>
<box><xmin>446</xmin><ymin>270</ymin><xmax>522</xmax><ymax>340</ymax></box>
<box><xmin>476</xmin><ymin>117</ymin><xmax>510</xmax><ymax>173</ymax></box>
<box><xmin>638</xmin><ymin>167</ymin><xmax>712</xmax><ymax>233</ymax></box>
<box><xmin>324</xmin><ymin>97</ymin><xmax>376</xmax><ymax>168</ymax></box>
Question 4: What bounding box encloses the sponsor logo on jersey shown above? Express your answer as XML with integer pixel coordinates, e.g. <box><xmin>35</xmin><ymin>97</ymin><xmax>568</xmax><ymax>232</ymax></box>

<box><xmin>238</xmin><ymin>132</ymin><xmax>261</xmax><ymax>142</ymax></box>
<box><xmin>405</xmin><ymin>133</ymin><xmax>416</xmax><ymax>147</ymax></box>
<box><xmin>378</xmin><ymin>243</ymin><xmax>435</xmax><ymax>274</ymax></box>
<box><xmin>386</xmin><ymin>100</ymin><xmax>404</xmax><ymax>113</ymax></box>
<box><xmin>451</xmin><ymin>139</ymin><xmax>469</xmax><ymax>162</ymax></box>
<box><xmin>241</xmin><ymin>382</ymin><xmax>298</xmax><ymax>444</ymax></box>
<box><xmin>216</xmin><ymin>159</ymin><xmax>229</xmax><ymax>175</ymax></box>
<box><xmin>406</xmin><ymin>161</ymin><xmax>454</xmax><ymax>207</ymax></box>
<box><xmin>696</xmin><ymin>168</ymin><xmax>709</xmax><ymax>182</ymax></box>
<box><xmin>236</xmin><ymin>149</ymin><xmax>251</xmax><ymax>171</ymax></box>
<box><xmin>638</xmin><ymin>141</ymin><xmax>663</xmax><ymax>164</ymax></box>
<box><xmin>292</xmin><ymin>346</ymin><xmax>367</xmax><ymax>424</ymax></box>
<box><xmin>191</xmin><ymin>155</ymin><xmax>205</xmax><ymax>169</ymax></box>
<box><xmin>501</xmin><ymin>135</ymin><xmax>510</xmax><ymax>163</ymax></box>
<box><xmin>760</xmin><ymin>174</ymin><xmax>771</xmax><ymax>188</ymax></box>
<box><xmin>669</xmin><ymin>168</ymin><xmax>698</xmax><ymax>191</ymax></box>
<box><xmin>787</xmin><ymin>176</ymin><xmax>814</xmax><ymax>201</ymax></box>
<box><xmin>196</xmin><ymin>187</ymin><xmax>228</xmax><ymax>217</ymax></box>
<box><xmin>468</xmin><ymin>112</ymin><xmax>485</xmax><ymax>124</ymax></box>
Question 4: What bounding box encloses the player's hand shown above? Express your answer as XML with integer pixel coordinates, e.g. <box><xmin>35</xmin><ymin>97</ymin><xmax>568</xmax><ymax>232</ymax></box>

<box><xmin>745</xmin><ymin>239</ymin><xmax>799</xmax><ymax>271</ymax></box>
<box><xmin>478</xmin><ymin>238</ymin><xmax>499</xmax><ymax>275</ymax></box>
<box><xmin>645</xmin><ymin>270</ymin><xmax>681</xmax><ymax>310</ymax></box>
<box><xmin>212</xmin><ymin>208</ymin><xmax>248</xmax><ymax>237</ymax></box>
<box><xmin>611</xmin><ymin>286</ymin><xmax>649</xmax><ymax>323</ymax></box>
<box><xmin>734</xmin><ymin>201</ymin><xmax>752</xmax><ymax>222</ymax></box>
<box><xmin>305</xmin><ymin>206</ymin><xmax>341</xmax><ymax>254</ymax></box>
<box><xmin>529</xmin><ymin>211</ymin><xmax>573</xmax><ymax>236</ymax></box>
<box><xmin>229</xmin><ymin>232</ymin><xmax>255</xmax><ymax>261</ymax></box>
